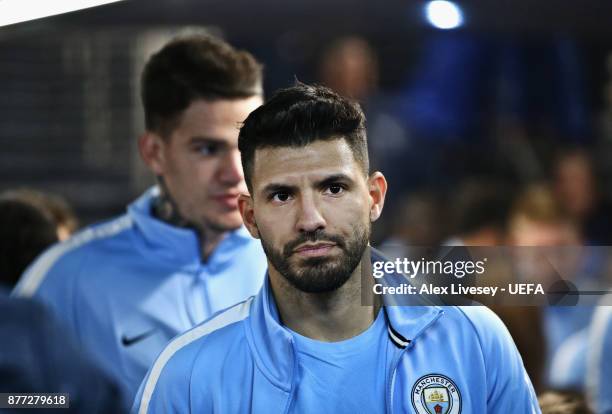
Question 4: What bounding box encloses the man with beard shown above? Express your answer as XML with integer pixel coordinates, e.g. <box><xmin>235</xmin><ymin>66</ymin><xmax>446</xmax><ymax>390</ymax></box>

<box><xmin>132</xmin><ymin>84</ymin><xmax>540</xmax><ymax>414</ymax></box>
<box><xmin>13</xmin><ymin>35</ymin><xmax>267</xmax><ymax>411</ymax></box>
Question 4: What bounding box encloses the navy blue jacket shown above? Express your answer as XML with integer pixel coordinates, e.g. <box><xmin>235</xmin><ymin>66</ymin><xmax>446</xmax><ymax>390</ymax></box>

<box><xmin>0</xmin><ymin>290</ymin><xmax>123</xmax><ymax>412</ymax></box>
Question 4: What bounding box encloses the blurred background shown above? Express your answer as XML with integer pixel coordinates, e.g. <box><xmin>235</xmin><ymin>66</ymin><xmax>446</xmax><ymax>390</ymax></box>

<box><xmin>1</xmin><ymin>0</ymin><xmax>612</xmax><ymax>239</ymax></box>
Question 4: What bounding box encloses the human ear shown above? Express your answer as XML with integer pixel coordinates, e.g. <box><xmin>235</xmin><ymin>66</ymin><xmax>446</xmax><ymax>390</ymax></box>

<box><xmin>138</xmin><ymin>132</ymin><xmax>166</xmax><ymax>175</ymax></box>
<box><xmin>238</xmin><ymin>193</ymin><xmax>260</xmax><ymax>238</ymax></box>
<box><xmin>367</xmin><ymin>172</ymin><xmax>387</xmax><ymax>222</ymax></box>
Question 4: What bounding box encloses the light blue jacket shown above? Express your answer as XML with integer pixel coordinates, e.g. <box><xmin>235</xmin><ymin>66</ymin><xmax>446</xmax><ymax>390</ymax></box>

<box><xmin>13</xmin><ymin>188</ymin><xmax>267</xmax><ymax>410</ymax></box>
<box><xmin>133</xmin><ymin>251</ymin><xmax>540</xmax><ymax>414</ymax></box>
<box><xmin>587</xmin><ymin>305</ymin><xmax>612</xmax><ymax>413</ymax></box>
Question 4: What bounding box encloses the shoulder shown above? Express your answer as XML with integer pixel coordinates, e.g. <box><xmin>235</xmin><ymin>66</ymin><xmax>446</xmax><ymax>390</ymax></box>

<box><xmin>0</xmin><ymin>294</ymin><xmax>124</xmax><ymax>412</ymax></box>
<box><xmin>450</xmin><ymin>306</ymin><xmax>539</xmax><ymax>410</ymax></box>
<box><xmin>1</xmin><ymin>293</ymin><xmax>77</xmax><ymax>362</ymax></box>
<box><xmin>13</xmin><ymin>214</ymin><xmax>135</xmax><ymax>297</ymax></box>
<box><xmin>449</xmin><ymin>306</ymin><xmax>534</xmax><ymax>390</ymax></box>
<box><xmin>0</xmin><ymin>294</ymin><xmax>49</xmax><ymax>332</ymax></box>
<box><xmin>134</xmin><ymin>299</ymin><xmax>253</xmax><ymax>412</ymax></box>
<box><xmin>152</xmin><ymin>298</ymin><xmax>252</xmax><ymax>375</ymax></box>
<box><xmin>442</xmin><ymin>306</ymin><xmax>517</xmax><ymax>356</ymax></box>
<box><xmin>450</xmin><ymin>306</ymin><xmax>511</xmax><ymax>338</ymax></box>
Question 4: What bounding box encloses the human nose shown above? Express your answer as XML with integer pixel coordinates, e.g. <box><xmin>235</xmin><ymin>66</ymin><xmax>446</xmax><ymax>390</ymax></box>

<box><xmin>295</xmin><ymin>192</ymin><xmax>326</xmax><ymax>233</ymax></box>
<box><xmin>218</xmin><ymin>149</ymin><xmax>244</xmax><ymax>185</ymax></box>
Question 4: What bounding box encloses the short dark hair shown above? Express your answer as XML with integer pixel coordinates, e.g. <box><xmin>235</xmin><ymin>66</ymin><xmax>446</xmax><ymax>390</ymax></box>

<box><xmin>141</xmin><ymin>35</ymin><xmax>263</xmax><ymax>138</ymax></box>
<box><xmin>0</xmin><ymin>199</ymin><xmax>58</xmax><ymax>288</ymax></box>
<box><xmin>452</xmin><ymin>179</ymin><xmax>512</xmax><ymax>236</ymax></box>
<box><xmin>238</xmin><ymin>83</ymin><xmax>368</xmax><ymax>192</ymax></box>
<box><xmin>1</xmin><ymin>188</ymin><xmax>78</xmax><ymax>234</ymax></box>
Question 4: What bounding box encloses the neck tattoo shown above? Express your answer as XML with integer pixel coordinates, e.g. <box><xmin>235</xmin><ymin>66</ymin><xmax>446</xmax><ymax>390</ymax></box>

<box><xmin>151</xmin><ymin>179</ymin><xmax>190</xmax><ymax>228</ymax></box>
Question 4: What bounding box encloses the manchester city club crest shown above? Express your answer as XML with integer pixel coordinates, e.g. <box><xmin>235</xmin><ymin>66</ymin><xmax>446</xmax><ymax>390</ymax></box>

<box><xmin>411</xmin><ymin>374</ymin><xmax>462</xmax><ymax>414</ymax></box>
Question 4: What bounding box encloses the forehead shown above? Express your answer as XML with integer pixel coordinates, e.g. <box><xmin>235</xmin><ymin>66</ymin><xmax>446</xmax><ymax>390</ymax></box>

<box><xmin>252</xmin><ymin>139</ymin><xmax>361</xmax><ymax>188</ymax></box>
<box><xmin>173</xmin><ymin>96</ymin><xmax>262</xmax><ymax>141</ymax></box>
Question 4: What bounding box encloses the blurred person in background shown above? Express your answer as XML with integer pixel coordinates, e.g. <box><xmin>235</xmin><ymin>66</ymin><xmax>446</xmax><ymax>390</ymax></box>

<box><xmin>586</xmin><ymin>305</ymin><xmax>612</xmax><ymax>413</ymax></box>
<box><xmin>0</xmin><ymin>198</ymin><xmax>120</xmax><ymax>412</ymax></box>
<box><xmin>508</xmin><ymin>184</ymin><xmax>590</xmax><ymax>392</ymax></box>
<box><xmin>318</xmin><ymin>36</ymin><xmax>378</xmax><ymax>102</ymax></box>
<box><xmin>445</xmin><ymin>179</ymin><xmax>512</xmax><ymax>247</ymax></box>
<box><xmin>0</xmin><ymin>293</ymin><xmax>122</xmax><ymax>413</ymax></box>
<box><xmin>0</xmin><ymin>188</ymin><xmax>79</xmax><ymax>241</ymax></box>
<box><xmin>439</xmin><ymin>179</ymin><xmax>546</xmax><ymax>392</ymax></box>
<box><xmin>538</xmin><ymin>390</ymin><xmax>592</xmax><ymax>414</ymax></box>
<box><xmin>377</xmin><ymin>191</ymin><xmax>443</xmax><ymax>259</ymax></box>
<box><xmin>12</xmin><ymin>35</ymin><xmax>268</xmax><ymax>410</ymax></box>
<box><xmin>508</xmin><ymin>184</ymin><xmax>581</xmax><ymax>249</ymax></box>
<box><xmin>552</xmin><ymin>148</ymin><xmax>612</xmax><ymax>245</ymax></box>
<box><xmin>318</xmin><ymin>36</ymin><xmax>410</xmax><ymax>213</ymax></box>
<box><xmin>0</xmin><ymin>198</ymin><xmax>58</xmax><ymax>288</ymax></box>
<box><xmin>492</xmin><ymin>304</ymin><xmax>546</xmax><ymax>394</ymax></box>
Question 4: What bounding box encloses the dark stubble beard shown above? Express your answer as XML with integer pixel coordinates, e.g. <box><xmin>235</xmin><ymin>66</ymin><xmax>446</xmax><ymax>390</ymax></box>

<box><xmin>260</xmin><ymin>221</ymin><xmax>370</xmax><ymax>294</ymax></box>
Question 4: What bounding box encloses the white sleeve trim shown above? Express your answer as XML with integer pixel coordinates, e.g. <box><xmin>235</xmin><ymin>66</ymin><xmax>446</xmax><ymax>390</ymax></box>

<box><xmin>137</xmin><ymin>298</ymin><xmax>253</xmax><ymax>414</ymax></box>
<box><xmin>12</xmin><ymin>215</ymin><xmax>132</xmax><ymax>297</ymax></box>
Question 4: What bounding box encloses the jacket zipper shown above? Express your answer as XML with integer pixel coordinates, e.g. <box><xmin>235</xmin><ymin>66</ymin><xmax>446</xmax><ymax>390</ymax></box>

<box><xmin>387</xmin><ymin>343</ymin><xmax>411</xmax><ymax>414</ymax></box>
<box><xmin>283</xmin><ymin>337</ymin><xmax>299</xmax><ymax>414</ymax></box>
<box><xmin>386</xmin><ymin>310</ymin><xmax>444</xmax><ymax>413</ymax></box>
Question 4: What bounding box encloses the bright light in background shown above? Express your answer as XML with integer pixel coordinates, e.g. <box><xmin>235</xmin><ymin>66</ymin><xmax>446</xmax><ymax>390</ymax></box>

<box><xmin>0</xmin><ymin>0</ymin><xmax>125</xmax><ymax>28</ymax></box>
<box><xmin>425</xmin><ymin>0</ymin><xmax>464</xmax><ymax>30</ymax></box>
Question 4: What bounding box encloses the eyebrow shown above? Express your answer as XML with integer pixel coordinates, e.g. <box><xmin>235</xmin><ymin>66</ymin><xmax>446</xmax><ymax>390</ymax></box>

<box><xmin>261</xmin><ymin>183</ymin><xmax>299</xmax><ymax>196</ymax></box>
<box><xmin>315</xmin><ymin>174</ymin><xmax>354</xmax><ymax>189</ymax></box>
<box><xmin>260</xmin><ymin>173</ymin><xmax>354</xmax><ymax>197</ymax></box>
<box><xmin>188</xmin><ymin>136</ymin><xmax>229</xmax><ymax>146</ymax></box>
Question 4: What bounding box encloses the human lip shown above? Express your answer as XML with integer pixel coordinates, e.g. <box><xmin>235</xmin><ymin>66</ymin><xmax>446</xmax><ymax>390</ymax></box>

<box><xmin>212</xmin><ymin>193</ymin><xmax>239</xmax><ymax>208</ymax></box>
<box><xmin>293</xmin><ymin>242</ymin><xmax>337</xmax><ymax>257</ymax></box>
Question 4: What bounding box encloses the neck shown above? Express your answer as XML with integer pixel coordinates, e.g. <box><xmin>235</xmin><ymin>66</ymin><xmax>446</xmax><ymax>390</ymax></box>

<box><xmin>200</xmin><ymin>231</ymin><xmax>225</xmax><ymax>260</ymax></box>
<box><xmin>270</xmin><ymin>261</ymin><xmax>381</xmax><ymax>342</ymax></box>
<box><xmin>152</xmin><ymin>182</ymin><xmax>226</xmax><ymax>261</ymax></box>
<box><xmin>151</xmin><ymin>186</ymin><xmax>190</xmax><ymax>228</ymax></box>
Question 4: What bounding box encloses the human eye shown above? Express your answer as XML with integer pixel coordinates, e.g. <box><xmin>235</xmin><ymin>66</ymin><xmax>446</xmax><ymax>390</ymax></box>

<box><xmin>194</xmin><ymin>142</ymin><xmax>220</xmax><ymax>156</ymax></box>
<box><xmin>270</xmin><ymin>191</ymin><xmax>293</xmax><ymax>203</ymax></box>
<box><xmin>323</xmin><ymin>183</ymin><xmax>346</xmax><ymax>196</ymax></box>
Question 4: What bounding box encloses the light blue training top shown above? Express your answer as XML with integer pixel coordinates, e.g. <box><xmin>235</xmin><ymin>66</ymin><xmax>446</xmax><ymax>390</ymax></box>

<box><xmin>12</xmin><ymin>187</ymin><xmax>267</xmax><ymax>410</ymax></box>
<box><xmin>288</xmin><ymin>308</ymin><xmax>389</xmax><ymax>414</ymax></box>
<box><xmin>131</xmin><ymin>250</ymin><xmax>541</xmax><ymax>414</ymax></box>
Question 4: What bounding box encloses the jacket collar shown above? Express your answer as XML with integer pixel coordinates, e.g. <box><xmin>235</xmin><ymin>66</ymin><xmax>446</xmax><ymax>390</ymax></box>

<box><xmin>245</xmin><ymin>247</ymin><xmax>444</xmax><ymax>391</ymax></box>
<box><xmin>371</xmin><ymin>248</ymin><xmax>444</xmax><ymax>348</ymax></box>
<box><xmin>127</xmin><ymin>187</ymin><xmax>253</xmax><ymax>268</ymax></box>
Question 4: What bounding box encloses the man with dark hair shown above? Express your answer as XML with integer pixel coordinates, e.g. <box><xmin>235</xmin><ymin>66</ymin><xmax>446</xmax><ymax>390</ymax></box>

<box><xmin>13</xmin><ymin>35</ymin><xmax>267</xmax><ymax>410</ymax></box>
<box><xmin>447</xmin><ymin>179</ymin><xmax>512</xmax><ymax>246</ymax></box>
<box><xmin>132</xmin><ymin>84</ymin><xmax>540</xmax><ymax>413</ymax></box>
